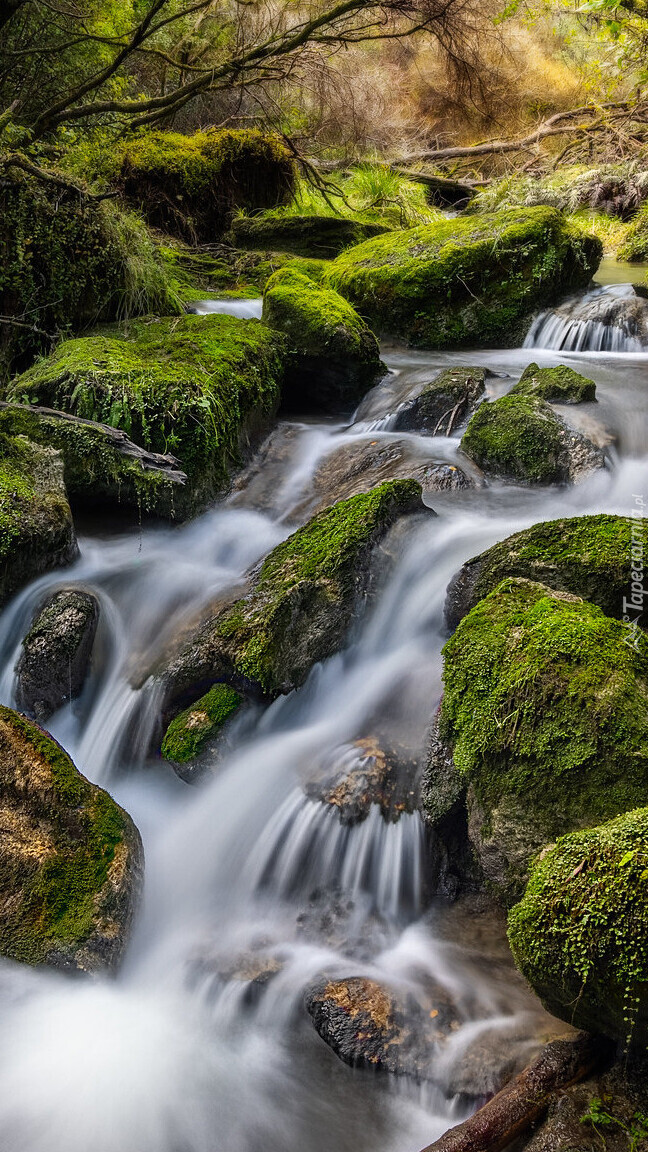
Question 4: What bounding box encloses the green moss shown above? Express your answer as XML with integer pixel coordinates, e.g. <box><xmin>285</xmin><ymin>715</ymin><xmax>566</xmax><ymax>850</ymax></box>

<box><xmin>512</xmin><ymin>362</ymin><xmax>596</xmax><ymax>404</ymax></box>
<box><xmin>325</xmin><ymin>207</ymin><xmax>601</xmax><ymax>348</ymax></box>
<box><xmin>440</xmin><ymin>578</ymin><xmax>648</xmax><ymax>842</ymax></box>
<box><xmin>447</xmin><ymin>514</ymin><xmax>637</xmax><ymax>627</ymax></box>
<box><xmin>161</xmin><ymin>684</ymin><xmax>243</xmax><ymax>764</ymax></box>
<box><xmin>0</xmin><ymin>172</ymin><xmax>178</xmax><ymax>378</ymax></box>
<box><xmin>230</xmin><ymin>214</ymin><xmax>390</xmax><ymax>258</ymax></box>
<box><xmin>119</xmin><ymin>129</ymin><xmax>296</xmax><ymax>243</ymax></box>
<box><xmin>9</xmin><ymin>314</ymin><xmax>287</xmax><ymax>511</ymax></box>
<box><xmin>461</xmin><ymin>392</ymin><xmax>570</xmax><ymax>483</ymax></box>
<box><xmin>0</xmin><ymin>707</ymin><xmax>137</xmax><ymax>968</ymax></box>
<box><xmin>617</xmin><ymin>205</ymin><xmax>648</xmax><ymax>262</ymax></box>
<box><xmin>508</xmin><ymin>807</ymin><xmax>648</xmax><ymax>1046</ymax></box>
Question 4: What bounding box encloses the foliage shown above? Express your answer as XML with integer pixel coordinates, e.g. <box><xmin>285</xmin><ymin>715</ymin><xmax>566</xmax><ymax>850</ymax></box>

<box><xmin>470</xmin><ymin>165</ymin><xmax>648</xmax><ymax>221</ymax></box>
<box><xmin>580</xmin><ymin>1098</ymin><xmax>648</xmax><ymax>1151</ymax></box>
<box><xmin>258</xmin><ymin>169</ymin><xmax>444</xmax><ymax>230</ymax></box>
<box><xmin>617</xmin><ymin>203</ymin><xmax>648</xmax><ymax>261</ymax></box>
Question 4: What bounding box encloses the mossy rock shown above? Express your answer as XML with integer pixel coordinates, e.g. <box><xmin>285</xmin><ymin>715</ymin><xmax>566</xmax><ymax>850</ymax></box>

<box><xmin>0</xmin><ymin>403</ymin><xmax>187</xmax><ymax>520</ymax></box>
<box><xmin>512</xmin><ymin>362</ymin><xmax>596</xmax><ymax>404</ymax></box>
<box><xmin>230</xmin><ymin>215</ymin><xmax>390</xmax><ymax>258</ymax></box>
<box><xmin>15</xmin><ymin>589</ymin><xmax>99</xmax><ymax>723</ymax></box>
<box><xmin>508</xmin><ymin>808</ymin><xmax>648</xmax><ymax>1046</ymax></box>
<box><xmin>460</xmin><ymin>392</ymin><xmax>604</xmax><ymax>485</ymax></box>
<box><xmin>9</xmin><ymin>314</ymin><xmax>287</xmax><ymax>515</ymax></box>
<box><xmin>444</xmin><ymin>514</ymin><xmax>638</xmax><ymax>631</ymax></box>
<box><xmin>160</xmin><ymin>480</ymin><xmax>426</xmax><ymax>707</ymax></box>
<box><xmin>325</xmin><ymin>207</ymin><xmax>601</xmax><ymax>348</ymax></box>
<box><xmin>617</xmin><ymin>204</ymin><xmax>648</xmax><ymax>262</ymax></box>
<box><xmin>438</xmin><ymin>578</ymin><xmax>648</xmax><ymax>903</ymax></box>
<box><xmin>119</xmin><ymin>130</ymin><xmax>296</xmax><ymax>244</ymax></box>
<box><xmin>0</xmin><ymin>172</ymin><xmax>175</xmax><ymax>378</ymax></box>
<box><xmin>0</xmin><ymin>433</ymin><xmax>77</xmax><ymax>610</ymax></box>
<box><xmin>161</xmin><ymin>683</ymin><xmax>243</xmax><ymax>776</ymax></box>
<box><xmin>262</xmin><ymin>268</ymin><xmax>384</xmax><ymax>412</ymax></box>
<box><xmin>392</xmin><ymin>366</ymin><xmax>486</xmax><ymax>434</ymax></box>
<box><xmin>0</xmin><ymin>706</ymin><xmax>143</xmax><ymax>973</ymax></box>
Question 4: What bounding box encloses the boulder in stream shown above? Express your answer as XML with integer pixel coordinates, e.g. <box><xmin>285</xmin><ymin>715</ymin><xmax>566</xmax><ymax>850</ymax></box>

<box><xmin>460</xmin><ymin>391</ymin><xmax>605</xmax><ymax>485</ymax></box>
<box><xmin>15</xmin><ymin>589</ymin><xmax>99</xmax><ymax>722</ymax></box>
<box><xmin>511</xmin><ymin>362</ymin><xmax>596</xmax><ymax>404</ymax></box>
<box><xmin>0</xmin><ymin>433</ymin><xmax>77</xmax><ymax>610</ymax></box>
<box><xmin>9</xmin><ymin>314</ymin><xmax>287</xmax><ymax>516</ymax></box>
<box><xmin>444</xmin><ymin>513</ymin><xmax>638</xmax><ymax>631</ymax></box>
<box><xmin>160</xmin><ymin>683</ymin><xmax>244</xmax><ymax>781</ymax></box>
<box><xmin>262</xmin><ymin>268</ymin><xmax>385</xmax><ymax>412</ymax></box>
<box><xmin>326</xmin><ymin>207</ymin><xmax>601</xmax><ymax>348</ymax></box>
<box><xmin>434</xmin><ymin>578</ymin><xmax>648</xmax><ymax>903</ymax></box>
<box><xmin>0</xmin><ymin>706</ymin><xmax>143</xmax><ymax>973</ymax></box>
<box><xmin>392</xmin><ymin>366</ymin><xmax>487</xmax><ymax>434</ymax></box>
<box><xmin>302</xmin><ymin>736</ymin><xmax>419</xmax><ymax>825</ymax></box>
<box><xmin>508</xmin><ymin>807</ymin><xmax>648</xmax><ymax>1048</ymax></box>
<box><xmin>158</xmin><ymin>480</ymin><xmax>428</xmax><ymax>711</ymax></box>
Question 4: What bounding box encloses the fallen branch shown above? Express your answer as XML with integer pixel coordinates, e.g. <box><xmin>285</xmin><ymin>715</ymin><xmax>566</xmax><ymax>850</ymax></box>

<box><xmin>418</xmin><ymin>1031</ymin><xmax>610</xmax><ymax>1152</ymax></box>
<box><xmin>0</xmin><ymin>154</ymin><xmax>117</xmax><ymax>200</ymax></box>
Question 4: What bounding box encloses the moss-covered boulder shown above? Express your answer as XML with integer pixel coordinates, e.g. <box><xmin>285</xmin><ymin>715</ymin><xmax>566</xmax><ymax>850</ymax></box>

<box><xmin>0</xmin><ymin>402</ymin><xmax>187</xmax><ymax>520</ymax></box>
<box><xmin>119</xmin><ymin>130</ymin><xmax>296</xmax><ymax>243</ymax></box>
<box><xmin>0</xmin><ymin>173</ymin><xmax>174</xmax><ymax>377</ymax></box>
<box><xmin>437</xmin><ymin>578</ymin><xmax>648</xmax><ymax>902</ymax></box>
<box><xmin>393</xmin><ymin>367</ymin><xmax>486</xmax><ymax>434</ymax></box>
<box><xmin>9</xmin><ymin>314</ymin><xmax>287</xmax><ymax>515</ymax></box>
<box><xmin>0</xmin><ymin>433</ymin><xmax>77</xmax><ymax>610</ymax></box>
<box><xmin>508</xmin><ymin>809</ymin><xmax>648</xmax><ymax>1046</ymax></box>
<box><xmin>160</xmin><ymin>480</ymin><xmax>426</xmax><ymax>708</ymax></box>
<box><xmin>460</xmin><ymin>392</ymin><xmax>604</xmax><ymax>484</ymax></box>
<box><xmin>326</xmin><ymin>208</ymin><xmax>601</xmax><ymax>348</ymax></box>
<box><xmin>512</xmin><ymin>362</ymin><xmax>596</xmax><ymax>404</ymax></box>
<box><xmin>0</xmin><ymin>706</ymin><xmax>143</xmax><ymax>973</ymax></box>
<box><xmin>15</xmin><ymin>589</ymin><xmax>99</xmax><ymax>722</ymax></box>
<box><xmin>444</xmin><ymin>514</ymin><xmax>637</xmax><ymax>631</ymax></box>
<box><xmin>230</xmin><ymin>214</ymin><xmax>389</xmax><ymax>257</ymax></box>
<box><xmin>160</xmin><ymin>683</ymin><xmax>243</xmax><ymax>781</ymax></box>
<box><xmin>262</xmin><ymin>268</ymin><xmax>384</xmax><ymax>412</ymax></box>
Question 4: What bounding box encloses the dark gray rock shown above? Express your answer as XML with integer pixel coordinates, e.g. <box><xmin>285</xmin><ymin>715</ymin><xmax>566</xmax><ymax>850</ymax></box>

<box><xmin>392</xmin><ymin>367</ymin><xmax>487</xmax><ymax>435</ymax></box>
<box><xmin>16</xmin><ymin>589</ymin><xmax>99</xmax><ymax>721</ymax></box>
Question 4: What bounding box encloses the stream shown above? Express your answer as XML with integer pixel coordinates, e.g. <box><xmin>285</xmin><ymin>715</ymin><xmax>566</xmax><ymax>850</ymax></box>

<box><xmin>0</xmin><ymin>261</ymin><xmax>647</xmax><ymax>1152</ymax></box>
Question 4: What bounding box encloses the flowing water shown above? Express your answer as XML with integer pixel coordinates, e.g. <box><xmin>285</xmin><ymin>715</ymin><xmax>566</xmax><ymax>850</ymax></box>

<box><xmin>0</xmin><ymin>283</ymin><xmax>647</xmax><ymax>1152</ymax></box>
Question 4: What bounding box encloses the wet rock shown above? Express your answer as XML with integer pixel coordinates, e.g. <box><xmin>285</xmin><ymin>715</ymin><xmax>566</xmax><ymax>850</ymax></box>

<box><xmin>302</xmin><ymin>736</ymin><xmax>419</xmax><ymax>825</ymax></box>
<box><xmin>525</xmin><ymin>282</ymin><xmax>648</xmax><ymax>352</ymax></box>
<box><xmin>511</xmin><ymin>362</ymin><xmax>596</xmax><ymax>404</ymax></box>
<box><xmin>392</xmin><ymin>367</ymin><xmax>487</xmax><ymax>434</ymax></box>
<box><xmin>326</xmin><ymin>207</ymin><xmax>601</xmax><ymax>348</ymax></box>
<box><xmin>230</xmin><ymin>214</ymin><xmax>390</xmax><ymax>257</ymax></box>
<box><xmin>309</xmin><ymin>438</ymin><xmax>473</xmax><ymax>514</ymax></box>
<box><xmin>419</xmin><ymin>716</ymin><xmax>481</xmax><ymax>901</ymax></box>
<box><xmin>444</xmin><ymin>513</ymin><xmax>639</xmax><ymax>631</ymax></box>
<box><xmin>15</xmin><ymin>589</ymin><xmax>99</xmax><ymax>722</ymax></box>
<box><xmin>262</xmin><ymin>268</ymin><xmax>385</xmax><ymax>413</ymax></box>
<box><xmin>0</xmin><ymin>706</ymin><xmax>143</xmax><ymax>974</ymax></box>
<box><xmin>0</xmin><ymin>433</ymin><xmax>77</xmax><ymax>611</ymax></box>
<box><xmin>518</xmin><ymin>1059</ymin><xmax>648</xmax><ymax>1152</ymax></box>
<box><xmin>460</xmin><ymin>391</ymin><xmax>605</xmax><ymax>485</ymax></box>
<box><xmin>158</xmin><ymin>480</ymin><xmax>428</xmax><ymax>709</ymax></box>
<box><xmin>438</xmin><ymin>578</ymin><xmax>648</xmax><ymax>903</ymax></box>
<box><xmin>305</xmin><ymin>975</ymin><xmax>459</xmax><ymax>1079</ymax></box>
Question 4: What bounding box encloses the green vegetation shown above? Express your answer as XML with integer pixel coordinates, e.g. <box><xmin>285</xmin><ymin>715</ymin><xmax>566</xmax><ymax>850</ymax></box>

<box><xmin>161</xmin><ymin>684</ymin><xmax>243</xmax><ymax>764</ymax></box>
<box><xmin>580</xmin><ymin>1098</ymin><xmax>648</xmax><ymax>1151</ymax></box>
<box><xmin>262</xmin><ymin>267</ymin><xmax>383</xmax><ymax>411</ymax></box>
<box><xmin>9</xmin><ymin>314</ymin><xmax>287</xmax><ymax>513</ymax></box>
<box><xmin>617</xmin><ymin>205</ymin><xmax>648</xmax><ymax>262</ymax></box>
<box><xmin>253</xmin><ymin>169</ymin><xmax>444</xmax><ymax>230</ymax></box>
<box><xmin>508</xmin><ymin>808</ymin><xmax>648</xmax><ymax>1046</ymax></box>
<box><xmin>440</xmin><ymin>578</ymin><xmax>648</xmax><ymax>900</ymax></box>
<box><xmin>0</xmin><ymin>433</ymin><xmax>76</xmax><ymax>608</ymax></box>
<box><xmin>461</xmin><ymin>392</ymin><xmax>572</xmax><ymax>484</ymax></box>
<box><xmin>512</xmin><ymin>362</ymin><xmax>596</xmax><ymax>404</ymax></box>
<box><xmin>326</xmin><ymin>208</ymin><xmax>601</xmax><ymax>348</ymax></box>
<box><xmin>118</xmin><ymin>130</ymin><xmax>296</xmax><ymax>243</ymax></box>
<box><xmin>0</xmin><ymin>706</ymin><xmax>141</xmax><ymax>972</ymax></box>
<box><xmin>231</xmin><ymin>214</ymin><xmax>390</xmax><ymax>257</ymax></box>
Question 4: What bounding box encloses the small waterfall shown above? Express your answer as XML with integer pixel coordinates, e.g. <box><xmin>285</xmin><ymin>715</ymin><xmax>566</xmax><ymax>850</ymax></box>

<box><xmin>524</xmin><ymin>283</ymin><xmax>648</xmax><ymax>352</ymax></box>
<box><xmin>191</xmin><ymin>298</ymin><xmax>263</xmax><ymax>319</ymax></box>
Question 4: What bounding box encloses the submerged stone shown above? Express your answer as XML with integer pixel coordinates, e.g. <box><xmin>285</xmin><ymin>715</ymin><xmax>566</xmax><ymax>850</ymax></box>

<box><xmin>262</xmin><ymin>268</ymin><xmax>384</xmax><ymax>412</ymax></box>
<box><xmin>302</xmin><ymin>736</ymin><xmax>419</xmax><ymax>825</ymax></box>
<box><xmin>0</xmin><ymin>707</ymin><xmax>143</xmax><ymax>973</ymax></box>
<box><xmin>0</xmin><ymin>433</ymin><xmax>77</xmax><ymax>610</ymax></box>
<box><xmin>437</xmin><ymin>578</ymin><xmax>648</xmax><ymax>902</ymax></box>
<box><xmin>326</xmin><ymin>207</ymin><xmax>601</xmax><ymax>348</ymax></box>
<box><xmin>16</xmin><ymin>589</ymin><xmax>99</xmax><ymax>723</ymax></box>
<box><xmin>508</xmin><ymin>808</ymin><xmax>648</xmax><ymax>1047</ymax></box>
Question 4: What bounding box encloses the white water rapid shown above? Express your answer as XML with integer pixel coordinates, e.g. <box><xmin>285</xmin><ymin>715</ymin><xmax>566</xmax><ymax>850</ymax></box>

<box><xmin>0</xmin><ymin>291</ymin><xmax>647</xmax><ymax>1152</ymax></box>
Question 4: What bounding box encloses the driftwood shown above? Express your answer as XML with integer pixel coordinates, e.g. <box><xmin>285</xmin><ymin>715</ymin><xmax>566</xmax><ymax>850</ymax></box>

<box><xmin>0</xmin><ymin>401</ymin><xmax>187</xmax><ymax>485</ymax></box>
<box><xmin>419</xmin><ymin>1031</ymin><xmax>609</xmax><ymax>1152</ymax></box>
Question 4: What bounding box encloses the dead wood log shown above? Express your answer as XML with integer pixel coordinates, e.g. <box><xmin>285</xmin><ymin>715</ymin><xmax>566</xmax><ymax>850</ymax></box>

<box><xmin>418</xmin><ymin>1031</ymin><xmax>610</xmax><ymax>1152</ymax></box>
